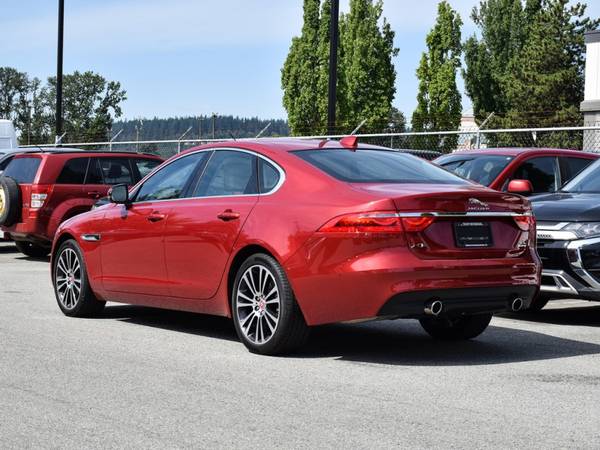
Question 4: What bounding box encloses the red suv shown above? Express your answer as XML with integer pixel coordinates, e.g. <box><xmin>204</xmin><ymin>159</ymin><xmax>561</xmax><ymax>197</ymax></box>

<box><xmin>435</xmin><ymin>148</ymin><xmax>598</xmax><ymax>195</ymax></box>
<box><xmin>51</xmin><ymin>139</ymin><xmax>540</xmax><ymax>355</ymax></box>
<box><xmin>0</xmin><ymin>150</ymin><xmax>162</xmax><ymax>257</ymax></box>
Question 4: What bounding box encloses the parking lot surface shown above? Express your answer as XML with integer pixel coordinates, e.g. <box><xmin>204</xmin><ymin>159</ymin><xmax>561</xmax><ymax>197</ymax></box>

<box><xmin>1</xmin><ymin>241</ymin><xmax>600</xmax><ymax>449</ymax></box>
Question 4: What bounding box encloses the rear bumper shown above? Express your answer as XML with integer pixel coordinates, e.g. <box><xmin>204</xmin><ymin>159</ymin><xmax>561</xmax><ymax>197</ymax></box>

<box><xmin>1</xmin><ymin>216</ymin><xmax>51</xmax><ymax>245</ymax></box>
<box><xmin>285</xmin><ymin>236</ymin><xmax>540</xmax><ymax>326</ymax></box>
<box><xmin>378</xmin><ymin>285</ymin><xmax>537</xmax><ymax>318</ymax></box>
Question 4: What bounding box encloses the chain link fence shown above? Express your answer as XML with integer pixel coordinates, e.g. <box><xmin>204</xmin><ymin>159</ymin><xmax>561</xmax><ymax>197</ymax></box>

<box><xmin>21</xmin><ymin>124</ymin><xmax>600</xmax><ymax>160</ymax></box>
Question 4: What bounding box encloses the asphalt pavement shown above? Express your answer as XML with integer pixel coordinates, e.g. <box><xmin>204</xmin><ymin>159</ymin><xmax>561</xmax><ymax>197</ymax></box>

<box><xmin>1</xmin><ymin>240</ymin><xmax>599</xmax><ymax>449</ymax></box>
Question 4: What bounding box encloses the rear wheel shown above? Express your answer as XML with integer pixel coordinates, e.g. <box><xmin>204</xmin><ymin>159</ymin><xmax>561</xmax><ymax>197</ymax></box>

<box><xmin>53</xmin><ymin>239</ymin><xmax>105</xmax><ymax>317</ymax></box>
<box><xmin>419</xmin><ymin>313</ymin><xmax>492</xmax><ymax>340</ymax></box>
<box><xmin>232</xmin><ymin>254</ymin><xmax>309</xmax><ymax>355</ymax></box>
<box><xmin>15</xmin><ymin>241</ymin><xmax>50</xmax><ymax>258</ymax></box>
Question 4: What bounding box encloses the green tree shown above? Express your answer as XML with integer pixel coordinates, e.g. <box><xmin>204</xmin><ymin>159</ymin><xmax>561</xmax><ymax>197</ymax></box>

<box><xmin>282</xmin><ymin>0</ymin><xmax>398</xmax><ymax>135</ymax></box>
<box><xmin>41</xmin><ymin>71</ymin><xmax>127</xmax><ymax>142</ymax></box>
<box><xmin>0</xmin><ymin>67</ymin><xmax>30</xmax><ymax>128</ymax></box>
<box><xmin>463</xmin><ymin>0</ymin><xmax>542</xmax><ymax>122</ymax></box>
<box><xmin>412</xmin><ymin>1</ymin><xmax>463</xmax><ymax>151</ymax></box>
<box><xmin>503</xmin><ymin>0</ymin><xmax>599</xmax><ymax>137</ymax></box>
<box><xmin>281</xmin><ymin>0</ymin><xmax>322</xmax><ymax>135</ymax></box>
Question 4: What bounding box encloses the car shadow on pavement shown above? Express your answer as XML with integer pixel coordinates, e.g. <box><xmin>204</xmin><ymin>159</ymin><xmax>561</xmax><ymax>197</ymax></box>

<box><xmin>502</xmin><ymin>304</ymin><xmax>600</xmax><ymax>327</ymax></box>
<box><xmin>0</xmin><ymin>244</ymin><xmax>18</xmax><ymax>254</ymax></box>
<box><xmin>97</xmin><ymin>304</ymin><xmax>600</xmax><ymax>366</ymax></box>
<box><xmin>99</xmin><ymin>304</ymin><xmax>239</xmax><ymax>342</ymax></box>
<box><xmin>296</xmin><ymin>320</ymin><xmax>600</xmax><ymax>366</ymax></box>
<box><xmin>15</xmin><ymin>256</ymin><xmax>51</xmax><ymax>262</ymax></box>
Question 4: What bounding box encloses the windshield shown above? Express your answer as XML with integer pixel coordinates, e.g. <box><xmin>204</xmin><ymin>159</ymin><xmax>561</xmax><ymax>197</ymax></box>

<box><xmin>562</xmin><ymin>159</ymin><xmax>600</xmax><ymax>193</ymax></box>
<box><xmin>436</xmin><ymin>154</ymin><xmax>513</xmax><ymax>186</ymax></box>
<box><xmin>294</xmin><ymin>149</ymin><xmax>468</xmax><ymax>185</ymax></box>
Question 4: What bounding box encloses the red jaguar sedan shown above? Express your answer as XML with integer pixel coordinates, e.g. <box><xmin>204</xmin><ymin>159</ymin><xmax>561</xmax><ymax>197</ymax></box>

<box><xmin>51</xmin><ymin>138</ymin><xmax>540</xmax><ymax>355</ymax></box>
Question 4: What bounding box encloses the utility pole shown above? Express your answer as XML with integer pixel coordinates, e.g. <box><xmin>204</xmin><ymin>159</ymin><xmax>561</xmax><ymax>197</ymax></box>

<box><xmin>212</xmin><ymin>113</ymin><xmax>216</xmax><ymax>140</ymax></box>
<box><xmin>56</xmin><ymin>0</ymin><xmax>65</xmax><ymax>144</ymax></box>
<box><xmin>327</xmin><ymin>0</ymin><xmax>340</xmax><ymax>135</ymax></box>
<box><xmin>199</xmin><ymin>116</ymin><xmax>202</xmax><ymax>140</ymax></box>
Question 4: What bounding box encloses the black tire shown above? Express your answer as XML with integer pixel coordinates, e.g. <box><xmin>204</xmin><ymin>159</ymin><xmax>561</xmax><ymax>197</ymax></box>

<box><xmin>419</xmin><ymin>313</ymin><xmax>492</xmax><ymax>340</ymax></box>
<box><xmin>53</xmin><ymin>239</ymin><xmax>105</xmax><ymax>317</ymax></box>
<box><xmin>0</xmin><ymin>176</ymin><xmax>21</xmax><ymax>227</ymax></box>
<box><xmin>15</xmin><ymin>241</ymin><xmax>50</xmax><ymax>258</ymax></box>
<box><xmin>526</xmin><ymin>294</ymin><xmax>550</xmax><ymax>312</ymax></box>
<box><xmin>231</xmin><ymin>253</ymin><xmax>310</xmax><ymax>355</ymax></box>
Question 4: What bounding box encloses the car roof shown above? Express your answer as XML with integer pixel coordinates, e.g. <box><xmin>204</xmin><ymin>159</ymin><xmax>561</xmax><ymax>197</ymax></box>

<box><xmin>12</xmin><ymin>149</ymin><xmax>162</xmax><ymax>159</ymax></box>
<box><xmin>440</xmin><ymin>148</ymin><xmax>598</xmax><ymax>157</ymax></box>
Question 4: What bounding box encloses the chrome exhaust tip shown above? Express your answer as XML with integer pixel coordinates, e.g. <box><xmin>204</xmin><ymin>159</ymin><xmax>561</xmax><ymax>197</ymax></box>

<box><xmin>425</xmin><ymin>300</ymin><xmax>443</xmax><ymax>317</ymax></box>
<box><xmin>511</xmin><ymin>297</ymin><xmax>524</xmax><ymax>312</ymax></box>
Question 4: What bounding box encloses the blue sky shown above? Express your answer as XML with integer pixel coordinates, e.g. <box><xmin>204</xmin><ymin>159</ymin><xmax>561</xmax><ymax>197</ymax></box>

<box><xmin>2</xmin><ymin>0</ymin><xmax>598</xmax><ymax>122</ymax></box>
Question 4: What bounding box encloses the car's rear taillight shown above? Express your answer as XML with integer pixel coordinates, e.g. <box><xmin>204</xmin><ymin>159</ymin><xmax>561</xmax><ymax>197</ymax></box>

<box><xmin>319</xmin><ymin>212</ymin><xmax>435</xmax><ymax>234</ymax></box>
<box><xmin>31</xmin><ymin>187</ymin><xmax>50</xmax><ymax>210</ymax></box>
<box><xmin>514</xmin><ymin>215</ymin><xmax>535</xmax><ymax>231</ymax></box>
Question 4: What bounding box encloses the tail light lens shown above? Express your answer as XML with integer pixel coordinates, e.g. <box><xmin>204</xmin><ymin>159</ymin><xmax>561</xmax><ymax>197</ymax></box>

<box><xmin>514</xmin><ymin>215</ymin><xmax>535</xmax><ymax>231</ymax></box>
<box><xmin>319</xmin><ymin>212</ymin><xmax>435</xmax><ymax>233</ymax></box>
<box><xmin>31</xmin><ymin>187</ymin><xmax>51</xmax><ymax>210</ymax></box>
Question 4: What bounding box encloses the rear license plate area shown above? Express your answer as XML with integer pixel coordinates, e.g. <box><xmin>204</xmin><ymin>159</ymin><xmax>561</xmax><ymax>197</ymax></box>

<box><xmin>454</xmin><ymin>221</ymin><xmax>493</xmax><ymax>248</ymax></box>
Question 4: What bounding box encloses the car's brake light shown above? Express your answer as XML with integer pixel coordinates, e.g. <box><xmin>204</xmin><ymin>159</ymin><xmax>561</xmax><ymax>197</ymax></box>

<box><xmin>31</xmin><ymin>187</ymin><xmax>51</xmax><ymax>210</ymax></box>
<box><xmin>514</xmin><ymin>215</ymin><xmax>535</xmax><ymax>231</ymax></box>
<box><xmin>319</xmin><ymin>212</ymin><xmax>436</xmax><ymax>233</ymax></box>
<box><xmin>401</xmin><ymin>216</ymin><xmax>436</xmax><ymax>232</ymax></box>
<box><xmin>319</xmin><ymin>212</ymin><xmax>403</xmax><ymax>233</ymax></box>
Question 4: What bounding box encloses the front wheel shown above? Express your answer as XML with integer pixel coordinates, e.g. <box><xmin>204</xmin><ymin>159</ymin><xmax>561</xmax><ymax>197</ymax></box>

<box><xmin>15</xmin><ymin>241</ymin><xmax>50</xmax><ymax>258</ymax></box>
<box><xmin>419</xmin><ymin>313</ymin><xmax>492</xmax><ymax>340</ymax></box>
<box><xmin>232</xmin><ymin>254</ymin><xmax>309</xmax><ymax>355</ymax></box>
<box><xmin>53</xmin><ymin>239</ymin><xmax>105</xmax><ymax>317</ymax></box>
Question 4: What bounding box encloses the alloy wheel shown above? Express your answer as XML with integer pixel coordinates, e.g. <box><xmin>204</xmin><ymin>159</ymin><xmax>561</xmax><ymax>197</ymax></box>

<box><xmin>0</xmin><ymin>186</ymin><xmax>5</xmax><ymax>216</ymax></box>
<box><xmin>235</xmin><ymin>264</ymin><xmax>281</xmax><ymax>345</ymax></box>
<box><xmin>55</xmin><ymin>248</ymin><xmax>82</xmax><ymax>310</ymax></box>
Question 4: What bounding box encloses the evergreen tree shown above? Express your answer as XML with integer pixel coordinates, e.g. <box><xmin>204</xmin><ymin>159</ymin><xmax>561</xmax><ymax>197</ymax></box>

<box><xmin>412</xmin><ymin>1</ymin><xmax>462</xmax><ymax>150</ymax></box>
<box><xmin>503</xmin><ymin>0</ymin><xmax>599</xmax><ymax>134</ymax></box>
<box><xmin>281</xmin><ymin>0</ymin><xmax>322</xmax><ymax>134</ymax></box>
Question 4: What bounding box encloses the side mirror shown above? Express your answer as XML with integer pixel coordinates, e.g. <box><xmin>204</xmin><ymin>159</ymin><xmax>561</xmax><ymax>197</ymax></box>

<box><xmin>508</xmin><ymin>179</ymin><xmax>533</xmax><ymax>194</ymax></box>
<box><xmin>109</xmin><ymin>184</ymin><xmax>130</xmax><ymax>204</ymax></box>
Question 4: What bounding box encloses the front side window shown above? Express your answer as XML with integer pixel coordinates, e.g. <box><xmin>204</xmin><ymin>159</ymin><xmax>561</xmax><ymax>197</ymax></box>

<box><xmin>56</xmin><ymin>158</ymin><xmax>89</xmax><ymax>184</ymax></box>
<box><xmin>193</xmin><ymin>150</ymin><xmax>258</xmax><ymax>197</ymax></box>
<box><xmin>3</xmin><ymin>157</ymin><xmax>42</xmax><ymax>183</ymax></box>
<box><xmin>511</xmin><ymin>157</ymin><xmax>558</xmax><ymax>193</ymax></box>
<box><xmin>99</xmin><ymin>158</ymin><xmax>134</xmax><ymax>185</ymax></box>
<box><xmin>135</xmin><ymin>152</ymin><xmax>208</xmax><ymax>202</ymax></box>
<box><xmin>437</xmin><ymin>155</ymin><xmax>513</xmax><ymax>186</ymax></box>
<box><xmin>563</xmin><ymin>159</ymin><xmax>600</xmax><ymax>193</ymax></box>
<box><xmin>134</xmin><ymin>158</ymin><xmax>161</xmax><ymax>180</ymax></box>
<box><xmin>295</xmin><ymin>149</ymin><xmax>468</xmax><ymax>184</ymax></box>
<box><xmin>561</xmin><ymin>157</ymin><xmax>594</xmax><ymax>185</ymax></box>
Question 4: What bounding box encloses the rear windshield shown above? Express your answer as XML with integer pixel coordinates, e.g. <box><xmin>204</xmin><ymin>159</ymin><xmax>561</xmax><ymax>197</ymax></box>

<box><xmin>436</xmin><ymin>154</ymin><xmax>513</xmax><ymax>186</ymax></box>
<box><xmin>294</xmin><ymin>149</ymin><xmax>468</xmax><ymax>184</ymax></box>
<box><xmin>3</xmin><ymin>157</ymin><xmax>42</xmax><ymax>183</ymax></box>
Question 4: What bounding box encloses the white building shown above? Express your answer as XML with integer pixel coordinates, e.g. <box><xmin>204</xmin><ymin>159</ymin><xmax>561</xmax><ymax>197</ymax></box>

<box><xmin>582</xmin><ymin>30</ymin><xmax>600</xmax><ymax>151</ymax></box>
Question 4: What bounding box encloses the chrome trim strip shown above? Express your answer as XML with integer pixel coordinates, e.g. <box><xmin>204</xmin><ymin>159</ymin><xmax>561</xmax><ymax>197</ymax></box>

<box><xmin>81</xmin><ymin>234</ymin><xmax>101</xmax><ymax>242</ymax></box>
<box><xmin>398</xmin><ymin>211</ymin><xmax>529</xmax><ymax>218</ymax></box>
<box><xmin>540</xmin><ymin>270</ymin><xmax>579</xmax><ymax>295</ymax></box>
<box><xmin>537</xmin><ymin>222</ymin><xmax>569</xmax><ymax>231</ymax></box>
<box><xmin>566</xmin><ymin>237</ymin><xmax>600</xmax><ymax>289</ymax></box>
<box><xmin>537</xmin><ymin>230</ymin><xmax>577</xmax><ymax>241</ymax></box>
<box><xmin>128</xmin><ymin>147</ymin><xmax>286</xmax><ymax>206</ymax></box>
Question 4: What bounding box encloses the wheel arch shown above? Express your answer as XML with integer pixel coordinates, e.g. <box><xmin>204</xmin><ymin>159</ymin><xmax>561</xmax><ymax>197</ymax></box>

<box><xmin>51</xmin><ymin>232</ymin><xmax>78</xmax><ymax>279</ymax></box>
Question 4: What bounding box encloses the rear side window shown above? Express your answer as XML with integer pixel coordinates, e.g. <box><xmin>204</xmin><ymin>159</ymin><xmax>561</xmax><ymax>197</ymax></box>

<box><xmin>193</xmin><ymin>150</ymin><xmax>258</xmax><ymax>197</ymax></box>
<box><xmin>56</xmin><ymin>158</ymin><xmax>89</xmax><ymax>184</ymax></box>
<box><xmin>259</xmin><ymin>159</ymin><xmax>281</xmax><ymax>193</ymax></box>
<box><xmin>295</xmin><ymin>149</ymin><xmax>467</xmax><ymax>184</ymax></box>
<box><xmin>511</xmin><ymin>157</ymin><xmax>558</xmax><ymax>193</ymax></box>
<box><xmin>86</xmin><ymin>159</ymin><xmax>104</xmax><ymax>184</ymax></box>
<box><xmin>99</xmin><ymin>158</ymin><xmax>134</xmax><ymax>185</ymax></box>
<box><xmin>134</xmin><ymin>159</ymin><xmax>161</xmax><ymax>180</ymax></box>
<box><xmin>4</xmin><ymin>157</ymin><xmax>42</xmax><ymax>183</ymax></box>
<box><xmin>0</xmin><ymin>155</ymin><xmax>15</xmax><ymax>172</ymax></box>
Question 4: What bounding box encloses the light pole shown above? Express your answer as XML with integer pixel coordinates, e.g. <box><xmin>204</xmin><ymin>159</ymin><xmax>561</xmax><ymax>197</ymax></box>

<box><xmin>327</xmin><ymin>0</ymin><xmax>340</xmax><ymax>135</ymax></box>
<box><xmin>56</xmin><ymin>0</ymin><xmax>65</xmax><ymax>144</ymax></box>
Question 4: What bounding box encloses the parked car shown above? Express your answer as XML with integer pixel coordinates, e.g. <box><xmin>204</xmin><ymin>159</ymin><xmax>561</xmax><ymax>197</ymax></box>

<box><xmin>51</xmin><ymin>139</ymin><xmax>540</xmax><ymax>355</ymax></box>
<box><xmin>435</xmin><ymin>148</ymin><xmax>598</xmax><ymax>195</ymax></box>
<box><xmin>531</xmin><ymin>159</ymin><xmax>600</xmax><ymax>310</ymax></box>
<box><xmin>0</xmin><ymin>150</ymin><xmax>163</xmax><ymax>256</ymax></box>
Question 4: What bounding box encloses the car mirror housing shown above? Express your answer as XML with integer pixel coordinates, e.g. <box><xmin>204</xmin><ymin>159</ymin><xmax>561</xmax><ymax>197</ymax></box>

<box><xmin>508</xmin><ymin>179</ymin><xmax>533</xmax><ymax>194</ymax></box>
<box><xmin>109</xmin><ymin>184</ymin><xmax>130</xmax><ymax>204</ymax></box>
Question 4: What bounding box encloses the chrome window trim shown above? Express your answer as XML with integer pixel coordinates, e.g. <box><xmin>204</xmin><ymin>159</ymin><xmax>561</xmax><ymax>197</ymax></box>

<box><xmin>567</xmin><ymin>237</ymin><xmax>600</xmax><ymax>289</ymax></box>
<box><xmin>129</xmin><ymin>147</ymin><xmax>286</xmax><ymax>206</ymax></box>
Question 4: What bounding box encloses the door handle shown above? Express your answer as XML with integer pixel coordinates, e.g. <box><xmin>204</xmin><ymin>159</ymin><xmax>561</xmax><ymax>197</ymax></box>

<box><xmin>148</xmin><ymin>212</ymin><xmax>166</xmax><ymax>222</ymax></box>
<box><xmin>217</xmin><ymin>210</ymin><xmax>241</xmax><ymax>221</ymax></box>
<box><xmin>87</xmin><ymin>191</ymin><xmax>101</xmax><ymax>198</ymax></box>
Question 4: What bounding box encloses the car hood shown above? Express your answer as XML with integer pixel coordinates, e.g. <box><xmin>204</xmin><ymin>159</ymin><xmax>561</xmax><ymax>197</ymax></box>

<box><xmin>531</xmin><ymin>192</ymin><xmax>600</xmax><ymax>222</ymax></box>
